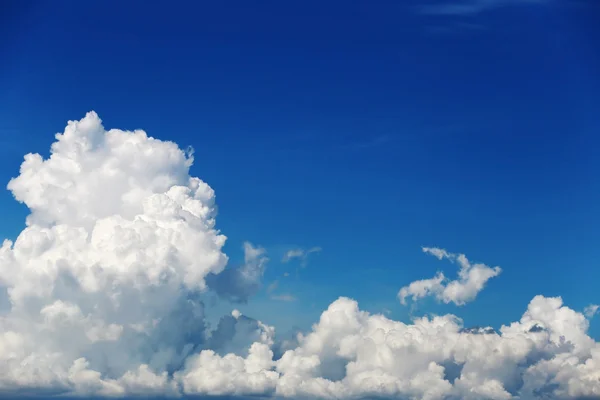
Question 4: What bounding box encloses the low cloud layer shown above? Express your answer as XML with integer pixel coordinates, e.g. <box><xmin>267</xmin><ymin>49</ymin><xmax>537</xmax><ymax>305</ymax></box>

<box><xmin>0</xmin><ymin>113</ymin><xmax>598</xmax><ymax>399</ymax></box>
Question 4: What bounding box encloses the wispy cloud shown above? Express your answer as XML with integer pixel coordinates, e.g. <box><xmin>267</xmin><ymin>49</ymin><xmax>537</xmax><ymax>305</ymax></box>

<box><xmin>584</xmin><ymin>304</ymin><xmax>599</xmax><ymax>318</ymax></box>
<box><xmin>417</xmin><ymin>0</ymin><xmax>547</xmax><ymax>15</ymax></box>
<box><xmin>282</xmin><ymin>246</ymin><xmax>321</xmax><ymax>267</ymax></box>
<box><xmin>271</xmin><ymin>294</ymin><xmax>297</xmax><ymax>302</ymax></box>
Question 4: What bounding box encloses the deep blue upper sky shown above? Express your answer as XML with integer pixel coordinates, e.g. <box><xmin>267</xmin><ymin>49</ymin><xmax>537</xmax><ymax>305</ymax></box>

<box><xmin>1</xmin><ymin>0</ymin><xmax>599</xmax><ymax>337</ymax></box>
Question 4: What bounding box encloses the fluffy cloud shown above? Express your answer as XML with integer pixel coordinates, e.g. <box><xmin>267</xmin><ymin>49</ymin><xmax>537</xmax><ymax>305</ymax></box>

<box><xmin>0</xmin><ymin>112</ymin><xmax>242</xmax><ymax>394</ymax></box>
<box><xmin>398</xmin><ymin>247</ymin><xmax>502</xmax><ymax>306</ymax></box>
<box><xmin>180</xmin><ymin>295</ymin><xmax>600</xmax><ymax>400</ymax></box>
<box><xmin>0</xmin><ymin>112</ymin><xmax>598</xmax><ymax>400</ymax></box>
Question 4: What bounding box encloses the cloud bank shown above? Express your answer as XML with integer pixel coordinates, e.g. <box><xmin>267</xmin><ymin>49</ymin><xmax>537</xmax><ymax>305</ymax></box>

<box><xmin>0</xmin><ymin>112</ymin><xmax>598</xmax><ymax>399</ymax></box>
<box><xmin>206</xmin><ymin>242</ymin><xmax>268</xmax><ymax>303</ymax></box>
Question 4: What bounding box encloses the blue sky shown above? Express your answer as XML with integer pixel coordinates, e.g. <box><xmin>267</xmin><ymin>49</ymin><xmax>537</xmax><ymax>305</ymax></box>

<box><xmin>1</xmin><ymin>0</ymin><xmax>599</xmax><ymax>347</ymax></box>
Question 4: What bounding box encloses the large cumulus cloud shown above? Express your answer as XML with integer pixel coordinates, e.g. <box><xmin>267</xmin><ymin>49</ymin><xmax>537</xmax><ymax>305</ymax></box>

<box><xmin>0</xmin><ymin>112</ymin><xmax>230</xmax><ymax>392</ymax></box>
<box><xmin>178</xmin><ymin>295</ymin><xmax>600</xmax><ymax>400</ymax></box>
<box><xmin>0</xmin><ymin>112</ymin><xmax>598</xmax><ymax>399</ymax></box>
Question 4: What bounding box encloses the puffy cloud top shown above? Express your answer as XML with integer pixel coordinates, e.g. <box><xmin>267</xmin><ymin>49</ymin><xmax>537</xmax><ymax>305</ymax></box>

<box><xmin>398</xmin><ymin>247</ymin><xmax>502</xmax><ymax>306</ymax></box>
<box><xmin>0</xmin><ymin>112</ymin><xmax>228</xmax><ymax>390</ymax></box>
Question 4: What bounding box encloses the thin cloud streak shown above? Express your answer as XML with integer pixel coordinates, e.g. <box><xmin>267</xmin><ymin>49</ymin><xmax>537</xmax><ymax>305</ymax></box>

<box><xmin>281</xmin><ymin>246</ymin><xmax>321</xmax><ymax>267</ymax></box>
<box><xmin>417</xmin><ymin>0</ymin><xmax>548</xmax><ymax>15</ymax></box>
<box><xmin>271</xmin><ymin>294</ymin><xmax>297</xmax><ymax>302</ymax></box>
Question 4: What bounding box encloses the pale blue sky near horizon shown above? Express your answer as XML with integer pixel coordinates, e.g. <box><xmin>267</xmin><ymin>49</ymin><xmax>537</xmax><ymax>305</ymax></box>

<box><xmin>0</xmin><ymin>0</ymin><xmax>599</xmax><ymax>339</ymax></box>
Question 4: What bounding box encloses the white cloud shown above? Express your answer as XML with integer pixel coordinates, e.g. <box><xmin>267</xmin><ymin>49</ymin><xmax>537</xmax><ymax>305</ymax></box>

<box><xmin>0</xmin><ymin>112</ymin><xmax>598</xmax><ymax>400</ymax></box>
<box><xmin>422</xmin><ymin>246</ymin><xmax>452</xmax><ymax>260</ymax></box>
<box><xmin>584</xmin><ymin>304</ymin><xmax>599</xmax><ymax>318</ymax></box>
<box><xmin>0</xmin><ymin>112</ymin><xmax>230</xmax><ymax>394</ymax></box>
<box><xmin>177</xmin><ymin>342</ymin><xmax>279</xmax><ymax>396</ymax></box>
<box><xmin>282</xmin><ymin>249</ymin><xmax>305</xmax><ymax>262</ymax></box>
<box><xmin>282</xmin><ymin>246</ymin><xmax>321</xmax><ymax>266</ymax></box>
<box><xmin>398</xmin><ymin>247</ymin><xmax>501</xmax><ymax>306</ymax></box>
<box><xmin>180</xmin><ymin>295</ymin><xmax>600</xmax><ymax>400</ymax></box>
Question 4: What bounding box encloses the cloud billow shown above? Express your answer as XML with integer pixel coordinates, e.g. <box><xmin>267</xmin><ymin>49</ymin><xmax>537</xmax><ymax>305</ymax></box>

<box><xmin>0</xmin><ymin>112</ymin><xmax>598</xmax><ymax>400</ymax></box>
<box><xmin>398</xmin><ymin>247</ymin><xmax>502</xmax><ymax>306</ymax></box>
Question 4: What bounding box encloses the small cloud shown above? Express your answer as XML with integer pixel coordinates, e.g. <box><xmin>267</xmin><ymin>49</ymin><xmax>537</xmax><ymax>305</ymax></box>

<box><xmin>398</xmin><ymin>247</ymin><xmax>501</xmax><ymax>306</ymax></box>
<box><xmin>282</xmin><ymin>249</ymin><xmax>305</xmax><ymax>262</ymax></box>
<box><xmin>282</xmin><ymin>246</ymin><xmax>321</xmax><ymax>267</ymax></box>
<box><xmin>422</xmin><ymin>247</ymin><xmax>452</xmax><ymax>260</ymax></box>
<box><xmin>417</xmin><ymin>0</ymin><xmax>548</xmax><ymax>16</ymax></box>
<box><xmin>271</xmin><ymin>294</ymin><xmax>297</xmax><ymax>302</ymax></box>
<box><xmin>584</xmin><ymin>304</ymin><xmax>599</xmax><ymax>318</ymax></box>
